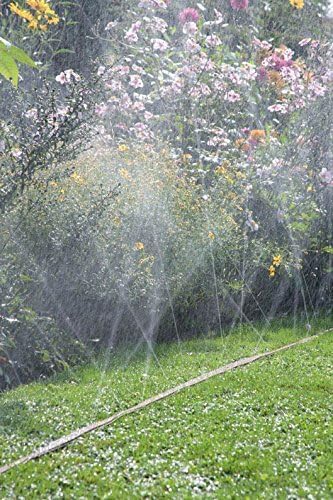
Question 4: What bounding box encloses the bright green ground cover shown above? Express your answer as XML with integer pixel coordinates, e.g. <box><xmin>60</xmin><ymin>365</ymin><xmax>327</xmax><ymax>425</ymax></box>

<box><xmin>0</xmin><ymin>317</ymin><xmax>332</xmax><ymax>498</ymax></box>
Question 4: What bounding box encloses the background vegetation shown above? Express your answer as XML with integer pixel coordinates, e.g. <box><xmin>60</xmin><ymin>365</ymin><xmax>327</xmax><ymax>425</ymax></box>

<box><xmin>0</xmin><ymin>0</ymin><xmax>332</xmax><ymax>390</ymax></box>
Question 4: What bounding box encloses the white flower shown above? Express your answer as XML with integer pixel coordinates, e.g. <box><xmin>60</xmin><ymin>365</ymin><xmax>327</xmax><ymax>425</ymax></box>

<box><xmin>132</xmin><ymin>64</ymin><xmax>145</xmax><ymax>75</ymax></box>
<box><xmin>184</xmin><ymin>38</ymin><xmax>200</xmax><ymax>53</ymax></box>
<box><xmin>299</xmin><ymin>38</ymin><xmax>312</xmax><ymax>47</ymax></box>
<box><xmin>129</xmin><ymin>74</ymin><xmax>144</xmax><ymax>88</ymax></box>
<box><xmin>268</xmin><ymin>103</ymin><xmax>288</xmax><ymax>114</ymax></box>
<box><xmin>25</xmin><ymin>108</ymin><xmax>38</xmax><ymax>120</ymax></box>
<box><xmin>151</xmin><ymin>38</ymin><xmax>169</xmax><ymax>51</ymax></box>
<box><xmin>182</xmin><ymin>22</ymin><xmax>197</xmax><ymax>35</ymax></box>
<box><xmin>11</xmin><ymin>149</ymin><xmax>23</xmax><ymax>159</ymax></box>
<box><xmin>144</xmin><ymin>111</ymin><xmax>154</xmax><ymax>121</ymax></box>
<box><xmin>224</xmin><ymin>90</ymin><xmax>241</xmax><ymax>102</ymax></box>
<box><xmin>56</xmin><ymin>69</ymin><xmax>81</xmax><ymax>84</ymax></box>
<box><xmin>55</xmin><ymin>72</ymin><xmax>68</xmax><ymax>85</ymax></box>
<box><xmin>319</xmin><ymin>167</ymin><xmax>333</xmax><ymax>186</ymax></box>
<box><xmin>97</xmin><ymin>65</ymin><xmax>106</xmax><ymax>76</ymax></box>
<box><xmin>205</xmin><ymin>35</ymin><xmax>222</xmax><ymax>48</ymax></box>
<box><xmin>95</xmin><ymin>103</ymin><xmax>108</xmax><ymax>116</ymax></box>
<box><xmin>56</xmin><ymin>106</ymin><xmax>69</xmax><ymax>118</ymax></box>
<box><xmin>105</xmin><ymin>21</ymin><xmax>119</xmax><ymax>31</ymax></box>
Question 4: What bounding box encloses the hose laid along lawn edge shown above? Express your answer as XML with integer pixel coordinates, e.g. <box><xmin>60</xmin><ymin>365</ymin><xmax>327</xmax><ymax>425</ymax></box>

<box><xmin>1</xmin><ymin>328</ymin><xmax>332</xmax><ymax>475</ymax></box>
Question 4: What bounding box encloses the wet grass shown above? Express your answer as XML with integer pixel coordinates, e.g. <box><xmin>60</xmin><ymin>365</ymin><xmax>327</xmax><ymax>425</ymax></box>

<box><xmin>0</xmin><ymin>316</ymin><xmax>332</xmax><ymax>498</ymax></box>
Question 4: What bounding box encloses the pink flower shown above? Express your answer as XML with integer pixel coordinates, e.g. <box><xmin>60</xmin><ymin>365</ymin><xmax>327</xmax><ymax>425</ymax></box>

<box><xmin>151</xmin><ymin>38</ymin><xmax>169</xmax><ymax>51</ymax></box>
<box><xmin>182</xmin><ymin>22</ymin><xmax>198</xmax><ymax>35</ymax></box>
<box><xmin>132</xmin><ymin>101</ymin><xmax>146</xmax><ymax>111</ymax></box>
<box><xmin>125</xmin><ymin>21</ymin><xmax>142</xmax><ymax>43</ymax></box>
<box><xmin>95</xmin><ymin>103</ymin><xmax>108</xmax><ymax>116</ymax></box>
<box><xmin>179</xmin><ymin>7</ymin><xmax>200</xmax><ymax>24</ymax></box>
<box><xmin>224</xmin><ymin>90</ymin><xmax>241</xmax><ymax>102</ymax></box>
<box><xmin>129</xmin><ymin>74</ymin><xmax>144</xmax><ymax>88</ymax></box>
<box><xmin>205</xmin><ymin>35</ymin><xmax>222</xmax><ymax>48</ymax></box>
<box><xmin>257</xmin><ymin>67</ymin><xmax>267</xmax><ymax>81</ymax></box>
<box><xmin>319</xmin><ymin>168</ymin><xmax>333</xmax><ymax>186</ymax></box>
<box><xmin>271</xmin><ymin>53</ymin><xmax>293</xmax><ymax>70</ymax></box>
<box><xmin>268</xmin><ymin>103</ymin><xmax>288</xmax><ymax>114</ymax></box>
<box><xmin>150</xmin><ymin>16</ymin><xmax>168</xmax><ymax>33</ymax></box>
<box><xmin>252</xmin><ymin>38</ymin><xmax>272</xmax><ymax>50</ymax></box>
<box><xmin>132</xmin><ymin>64</ymin><xmax>145</xmax><ymax>75</ymax></box>
<box><xmin>184</xmin><ymin>38</ymin><xmax>200</xmax><ymax>53</ymax></box>
<box><xmin>230</xmin><ymin>0</ymin><xmax>249</xmax><ymax>10</ymax></box>
<box><xmin>55</xmin><ymin>72</ymin><xmax>68</xmax><ymax>85</ymax></box>
<box><xmin>55</xmin><ymin>69</ymin><xmax>80</xmax><ymax>85</ymax></box>
<box><xmin>144</xmin><ymin>111</ymin><xmax>154</xmax><ymax>121</ymax></box>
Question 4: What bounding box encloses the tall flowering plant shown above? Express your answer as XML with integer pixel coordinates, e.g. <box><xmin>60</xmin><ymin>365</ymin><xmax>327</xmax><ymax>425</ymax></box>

<box><xmin>97</xmin><ymin>0</ymin><xmax>332</xmax><ymax>279</ymax></box>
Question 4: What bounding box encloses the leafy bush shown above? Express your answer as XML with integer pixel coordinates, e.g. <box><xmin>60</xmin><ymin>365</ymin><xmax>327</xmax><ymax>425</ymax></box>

<box><xmin>1</xmin><ymin>0</ymin><xmax>332</xmax><ymax>389</ymax></box>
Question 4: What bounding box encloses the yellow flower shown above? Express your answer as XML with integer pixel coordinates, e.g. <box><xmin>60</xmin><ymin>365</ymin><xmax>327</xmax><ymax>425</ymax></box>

<box><xmin>70</xmin><ymin>171</ymin><xmax>85</xmax><ymax>185</ymax></box>
<box><xmin>10</xmin><ymin>0</ymin><xmax>59</xmax><ymax>30</ymax></box>
<box><xmin>249</xmin><ymin>129</ymin><xmax>266</xmax><ymax>143</ymax></box>
<box><xmin>182</xmin><ymin>153</ymin><xmax>192</xmax><ymax>162</ymax></box>
<box><xmin>272</xmin><ymin>255</ymin><xmax>282</xmax><ymax>267</ymax></box>
<box><xmin>289</xmin><ymin>0</ymin><xmax>304</xmax><ymax>9</ymax></box>
<box><xmin>118</xmin><ymin>144</ymin><xmax>129</xmax><ymax>152</ymax></box>
<box><xmin>113</xmin><ymin>216</ymin><xmax>121</xmax><ymax>226</ymax></box>
<box><xmin>9</xmin><ymin>3</ymin><xmax>34</xmax><ymax>22</ymax></box>
<box><xmin>119</xmin><ymin>168</ymin><xmax>131</xmax><ymax>180</ymax></box>
<box><xmin>28</xmin><ymin>18</ymin><xmax>39</xmax><ymax>29</ymax></box>
<box><xmin>134</xmin><ymin>242</ymin><xmax>145</xmax><ymax>251</ymax></box>
<box><xmin>269</xmin><ymin>265</ymin><xmax>276</xmax><ymax>278</ymax></box>
<box><xmin>208</xmin><ymin>231</ymin><xmax>215</xmax><ymax>240</ymax></box>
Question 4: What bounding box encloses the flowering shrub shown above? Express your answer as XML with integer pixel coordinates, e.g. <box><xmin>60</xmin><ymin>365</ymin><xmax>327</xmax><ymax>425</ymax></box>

<box><xmin>100</xmin><ymin>1</ymin><xmax>330</xmax><ymax>155</ymax></box>
<box><xmin>1</xmin><ymin>0</ymin><xmax>332</xmax><ymax>388</ymax></box>
<box><xmin>0</xmin><ymin>69</ymin><xmax>105</xmax><ymax>213</ymax></box>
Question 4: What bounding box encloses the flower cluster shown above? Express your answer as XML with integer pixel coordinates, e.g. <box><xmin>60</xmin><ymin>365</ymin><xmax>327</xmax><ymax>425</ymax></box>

<box><xmin>55</xmin><ymin>69</ymin><xmax>81</xmax><ymax>85</ymax></box>
<box><xmin>9</xmin><ymin>0</ymin><xmax>59</xmax><ymax>31</ymax></box>
<box><xmin>269</xmin><ymin>255</ymin><xmax>282</xmax><ymax>278</ymax></box>
<box><xmin>289</xmin><ymin>0</ymin><xmax>304</xmax><ymax>9</ymax></box>
<box><xmin>254</xmin><ymin>39</ymin><xmax>328</xmax><ymax>114</ymax></box>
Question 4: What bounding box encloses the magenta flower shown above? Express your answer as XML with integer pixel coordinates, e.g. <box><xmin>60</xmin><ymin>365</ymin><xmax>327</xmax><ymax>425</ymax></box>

<box><xmin>230</xmin><ymin>0</ymin><xmax>249</xmax><ymax>10</ymax></box>
<box><xmin>179</xmin><ymin>7</ymin><xmax>200</xmax><ymax>24</ymax></box>
<box><xmin>271</xmin><ymin>53</ymin><xmax>293</xmax><ymax>70</ymax></box>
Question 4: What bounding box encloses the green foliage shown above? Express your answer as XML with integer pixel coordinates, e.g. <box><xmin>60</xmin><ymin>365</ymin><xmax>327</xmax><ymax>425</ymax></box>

<box><xmin>0</xmin><ymin>37</ymin><xmax>35</xmax><ymax>87</ymax></box>
<box><xmin>0</xmin><ymin>323</ymin><xmax>332</xmax><ymax>496</ymax></box>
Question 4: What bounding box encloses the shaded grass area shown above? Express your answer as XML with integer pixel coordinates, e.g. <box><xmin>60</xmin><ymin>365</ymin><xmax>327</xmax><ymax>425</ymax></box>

<box><xmin>0</xmin><ymin>316</ymin><xmax>332</xmax><ymax>497</ymax></box>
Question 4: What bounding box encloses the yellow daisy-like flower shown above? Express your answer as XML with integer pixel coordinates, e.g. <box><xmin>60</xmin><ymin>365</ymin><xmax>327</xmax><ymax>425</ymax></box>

<box><xmin>182</xmin><ymin>153</ymin><xmax>192</xmax><ymax>162</ymax></box>
<box><xmin>70</xmin><ymin>171</ymin><xmax>85</xmax><ymax>185</ymax></box>
<box><xmin>9</xmin><ymin>0</ymin><xmax>59</xmax><ymax>30</ymax></box>
<box><xmin>289</xmin><ymin>0</ymin><xmax>304</xmax><ymax>9</ymax></box>
<box><xmin>28</xmin><ymin>17</ymin><xmax>39</xmax><ymax>30</ymax></box>
<box><xmin>208</xmin><ymin>231</ymin><xmax>215</xmax><ymax>240</ymax></box>
<box><xmin>118</xmin><ymin>144</ymin><xmax>129</xmax><ymax>152</ymax></box>
<box><xmin>272</xmin><ymin>255</ymin><xmax>282</xmax><ymax>267</ymax></box>
<box><xmin>9</xmin><ymin>3</ymin><xmax>34</xmax><ymax>22</ymax></box>
<box><xmin>134</xmin><ymin>242</ymin><xmax>145</xmax><ymax>251</ymax></box>
<box><xmin>119</xmin><ymin>168</ymin><xmax>131</xmax><ymax>180</ymax></box>
<box><xmin>269</xmin><ymin>265</ymin><xmax>276</xmax><ymax>278</ymax></box>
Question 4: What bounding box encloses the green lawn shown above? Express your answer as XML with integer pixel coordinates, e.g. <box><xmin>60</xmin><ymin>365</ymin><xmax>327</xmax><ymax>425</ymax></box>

<box><xmin>0</xmin><ymin>317</ymin><xmax>332</xmax><ymax>498</ymax></box>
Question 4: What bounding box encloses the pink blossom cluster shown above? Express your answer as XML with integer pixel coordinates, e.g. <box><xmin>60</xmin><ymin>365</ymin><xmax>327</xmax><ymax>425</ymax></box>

<box><xmin>230</xmin><ymin>0</ymin><xmax>249</xmax><ymax>10</ymax></box>
<box><xmin>98</xmin><ymin>7</ymin><xmax>330</xmax><ymax>148</ymax></box>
